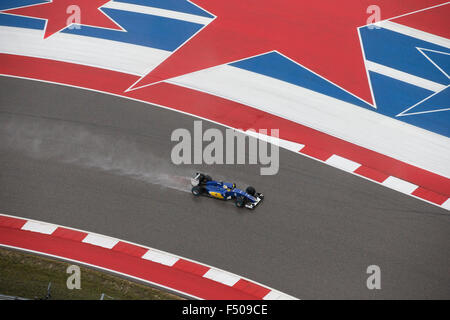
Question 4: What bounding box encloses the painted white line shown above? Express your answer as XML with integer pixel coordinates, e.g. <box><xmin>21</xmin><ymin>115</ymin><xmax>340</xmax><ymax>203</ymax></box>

<box><xmin>366</xmin><ymin>60</ymin><xmax>446</xmax><ymax>92</ymax></box>
<box><xmin>203</xmin><ymin>268</ymin><xmax>241</xmax><ymax>287</ymax></box>
<box><xmin>325</xmin><ymin>155</ymin><xmax>361</xmax><ymax>172</ymax></box>
<box><xmin>21</xmin><ymin>221</ymin><xmax>58</xmax><ymax>235</ymax></box>
<box><xmin>379</xmin><ymin>21</ymin><xmax>450</xmax><ymax>49</ymax></box>
<box><xmin>141</xmin><ymin>249</ymin><xmax>179</xmax><ymax>267</ymax></box>
<box><xmin>103</xmin><ymin>1</ymin><xmax>212</xmax><ymax>25</ymax></box>
<box><xmin>417</xmin><ymin>48</ymin><xmax>450</xmax><ymax>79</ymax></box>
<box><xmin>82</xmin><ymin>233</ymin><xmax>119</xmax><ymax>249</ymax></box>
<box><xmin>244</xmin><ymin>129</ymin><xmax>305</xmax><ymax>152</ymax></box>
<box><xmin>442</xmin><ymin>199</ymin><xmax>450</xmax><ymax>211</ymax></box>
<box><xmin>397</xmin><ymin>85</ymin><xmax>450</xmax><ymax>117</ymax></box>
<box><xmin>263</xmin><ymin>290</ymin><xmax>297</xmax><ymax>300</ymax></box>
<box><xmin>382</xmin><ymin>176</ymin><xmax>418</xmax><ymax>194</ymax></box>
<box><xmin>0</xmin><ymin>26</ymin><xmax>170</xmax><ymax>76</ymax></box>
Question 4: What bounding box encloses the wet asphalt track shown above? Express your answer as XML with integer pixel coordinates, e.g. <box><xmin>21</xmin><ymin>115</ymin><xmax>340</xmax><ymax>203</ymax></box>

<box><xmin>0</xmin><ymin>76</ymin><xmax>449</xmax><ymax>299</ymax></box>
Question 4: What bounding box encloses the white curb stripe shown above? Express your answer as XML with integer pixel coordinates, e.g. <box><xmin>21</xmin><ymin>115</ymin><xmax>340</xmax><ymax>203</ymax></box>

<box><xmin>82</xmin><ymin>233</ymin><xmax>119</xmax><ymax>249</ymax></box>
<box><xmin>325</xmin><ymin>155</ymin><xmax>361</xmax><ymax>173</ymax></box>
<box><xmin>279</xmin><ymin>139</ymin><xmax>305</xmax><ymax>152</ymax></box>
<box><xmin>382</xmin><ymin>176</ymin><xmax>419</xmax><ymax>194</ymax></box>
<box><xmin>141</xmin><ymin>249</ymin><xmax>179</xmax><ymax>267</ymax></box>
<box><xmin>442</xmin><ymin>199</ymin><xmax>450</xmax><ymax>211</ymax></box>
<box><xmin>203</xmin><ymin>268</ymin><xmax>241</xmax><ymax>286</ymax></box>
<box><xmin>21</xmin><ymin>221</ymin><xmax>58</xmax><ymax>234</ymax></box>
<box><xmin>292</xmin><ymin>148</ymin><xmax>448</xmax><ymax>211</ymax></box>
<box><xmin>244</xmin><ymin>129</ymin><xmax>305</xmax><ymax>152</ymax></box>
<box><xmin>263</xmin><ymin>290</ymin><xmax>297</xmax><ymax>300</ymax></box>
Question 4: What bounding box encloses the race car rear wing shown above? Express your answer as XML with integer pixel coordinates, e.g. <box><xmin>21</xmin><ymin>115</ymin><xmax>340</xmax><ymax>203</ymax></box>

<box><xmin>191</xmin><ymin>173</ymin><xmax>201</xmax><ymax>186</ymax></box>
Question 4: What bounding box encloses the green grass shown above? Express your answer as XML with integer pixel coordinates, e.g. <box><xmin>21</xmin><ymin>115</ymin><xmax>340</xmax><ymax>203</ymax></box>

<box><xmin>0</xmin><ymin>247</ymin><xmax>183</xmax><ymax>300</ymax></box>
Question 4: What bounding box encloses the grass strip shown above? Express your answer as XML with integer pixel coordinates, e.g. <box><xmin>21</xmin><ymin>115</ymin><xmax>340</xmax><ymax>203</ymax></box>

<box><xmin>0</xmin><ymin>247</ymin><xmax>183</xmax><ymax>300</ymax></box>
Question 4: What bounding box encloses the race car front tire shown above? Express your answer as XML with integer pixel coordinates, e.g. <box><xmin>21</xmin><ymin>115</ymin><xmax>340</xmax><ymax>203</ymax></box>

<box><xmin>235</xmin><ymin>197</ymin><xmax>245</xmax><ymax>208</ymax></box>
<box><xmin>192</xmin><ymin>186</ymin><xmax>203</xmax><ymax>196</ymax></box>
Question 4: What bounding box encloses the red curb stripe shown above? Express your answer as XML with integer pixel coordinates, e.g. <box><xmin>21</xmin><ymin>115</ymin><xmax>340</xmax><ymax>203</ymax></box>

<box><xmin>173</xmin><ymin>259</ymin><xmax>210</xmax><ymax>277</ymax></box>
<box><xmin>0</xmin><ymin>226</ymin><xmax>262</xmax><ymax>299</ymax></box>
<box><xmin>0</xmin><ymin>214</ymin><xmax>290</xmax><ymax>299</ymax></box>
<box><xmin>412</xmin><ymin>187</ymin><xmax>448</xmax><ymax>205</ymax></box>
<box><xmin>233</xmin><ymin>279</ymin><xmax>271</xmax><ymax>299</ymax></box>
<box><xmin>112</xmin><ymin>241</ymin><xmax>148</xmax><ymax>258</ymax></box>
<box><xmin>0</xmin><ymin>216</ymin><xmax>27</xmax><ymax>229</ymax></box>
<box><xmin>299</xmin><ymin>146</ymin><xmax>333</xmax><ymax>161</ymax></box>
<box><xmin>241</xmin><ymin>113</ymin><xmax>449</xmax><ymax>197</ymax></box>
<box><xmin>354</xmin><ymin>165</ymin><xmax>390</xmax><ymax>183</ymax></box>
<box><xmin>52</xmin><ymin>227</ymin><xmax>88</xmax><ymax>241</ymax></box>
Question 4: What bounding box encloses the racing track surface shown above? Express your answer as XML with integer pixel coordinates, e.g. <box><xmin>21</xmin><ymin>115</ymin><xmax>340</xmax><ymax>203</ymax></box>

<box><xmin>0</xmin><ymin>77</ymin><xmax>449</xmax><ymax>299</ymax></box>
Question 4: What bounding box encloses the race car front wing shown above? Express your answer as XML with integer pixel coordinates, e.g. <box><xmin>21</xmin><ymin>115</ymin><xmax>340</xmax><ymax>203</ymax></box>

<box><xmin>245</xmin><ymin>193</ymin><xmax>264</xmax><ymax>210</ymax></box>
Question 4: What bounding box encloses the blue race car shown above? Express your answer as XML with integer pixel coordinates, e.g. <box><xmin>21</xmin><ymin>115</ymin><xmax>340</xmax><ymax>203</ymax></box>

<box><xmin>190</xmin><ymin>173</ymin><xmax>264</xmax><ymax>209</ymax></box>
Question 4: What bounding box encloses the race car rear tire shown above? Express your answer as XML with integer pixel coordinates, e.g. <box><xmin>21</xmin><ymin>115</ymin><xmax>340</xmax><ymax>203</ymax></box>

<box><xmin>192</xmin><ymin>186</ymin><xmax>203</xmax><ymax>196</ymax></box>
<box><xmin>246</xmin><ymin>186</ymin><xmax>256</xmax><ymax>196</ymax></box>
<box><xmin>235</xmin><ymin>197</ymin><xmax>245</xmax><ymax>208</ymax></box>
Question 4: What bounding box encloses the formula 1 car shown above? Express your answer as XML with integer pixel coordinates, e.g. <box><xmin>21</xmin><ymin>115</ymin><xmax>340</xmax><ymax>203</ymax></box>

<box><xmin>191</xmin><ymin>173</ymin><xmax>264</xmax><ymax>209</ymax></box>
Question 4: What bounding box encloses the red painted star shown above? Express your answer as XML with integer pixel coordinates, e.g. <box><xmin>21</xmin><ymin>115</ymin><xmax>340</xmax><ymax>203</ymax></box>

<box><xmin>2</xmin><ymin>0</ymin><xmax>122</xmax><ymax>39</ymax></box>
<box><xmin>129</xmin><ymin>0</ymin><xmax>448</xmax><ymax>105</ymax></box>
